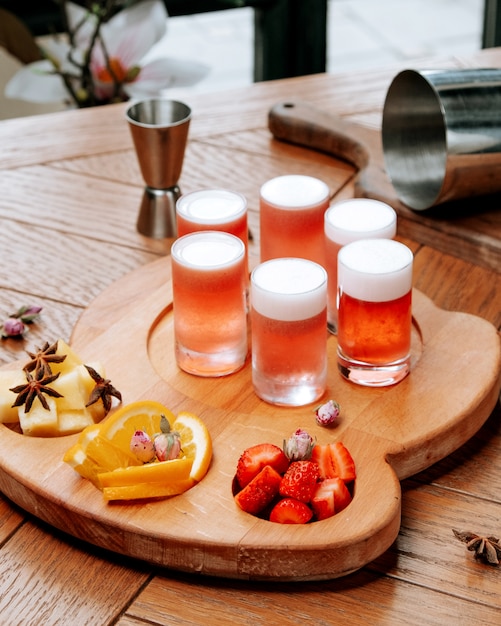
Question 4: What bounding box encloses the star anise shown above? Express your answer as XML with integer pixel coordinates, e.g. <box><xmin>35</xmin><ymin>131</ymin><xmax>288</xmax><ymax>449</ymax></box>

<box><xmin>453</xmin><ymin>529</ymin><xmax>501</xmax><ymax>565</ymax></box>
<box><xmin>10</xmin><ymin>368</ymin><xmax>63</xmax><ymax>413</ymax></box>
<box><xmin>23</xmin><ymin>341</ymin><xmax>66</xmax><ymax>377</ymax></box>
<box><xmin>84</xmin><ymin>365</ymin><xmax>122</xmax><ymax>415</ymax></box>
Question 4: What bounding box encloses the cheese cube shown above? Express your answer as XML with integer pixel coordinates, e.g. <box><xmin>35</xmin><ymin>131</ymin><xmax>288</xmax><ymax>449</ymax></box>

<box><xmin>0</xmin><ymin>370</ymin><xmax>27</xmax><ymax>423</ymax></box>
<box><xmin>18</xmin><ymin>396</ymin><xmax>59</xmax><ymax>437</ymax></box>
<box><xmin>51</xmin><ymin>362</ymin><xmax>105</xmax><ymax>411</ymax></box>
<box><xmin>57</xmin><ymin>408</ymin><xmax>96</xmax><ymax>435</ymax></box>
<box><xmin>51</xmin><ymin>339</ymin><xmax>84</xmax><ymax>376</ymax></box>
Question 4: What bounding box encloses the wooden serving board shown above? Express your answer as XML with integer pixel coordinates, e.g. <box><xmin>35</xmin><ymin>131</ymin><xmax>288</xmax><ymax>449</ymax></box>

<box><xmin>0</xmin><ymin>257</ymin><xmax>500</xmax><ymax>581</ymax></box>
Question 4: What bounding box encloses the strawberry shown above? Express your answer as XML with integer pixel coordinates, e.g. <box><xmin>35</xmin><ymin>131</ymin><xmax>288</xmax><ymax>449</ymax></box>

<box><xmin>269</xmin><ymin>498</ymin><xmax>313</xmax><ymax>524</ymax></box>
<box><xmin>236</xmin><ymin>443</ymin><xmax>290</xmax><ymax>489</ymax></box>
<box><xmin>234</xmin><ymin>465</ymin><xmax>282</xmax><ymax>515</ymax></box>
<box><xmin>279</xmin><ymin>460</ymin><xmax>320</xmax><ymax>503</ymax></box>
<box><xmin>311</xmin><ymin>477</ymin><xmax>352</xmax><ymax>520</ymax></box>
<box><xmin>311</xmin><ymin>441</ymin><xmax>356</xmax><ymax>482</ymax></box>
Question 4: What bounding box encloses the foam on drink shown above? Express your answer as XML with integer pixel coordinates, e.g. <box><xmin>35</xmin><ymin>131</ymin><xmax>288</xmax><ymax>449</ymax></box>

<box><xmin>177</xmin><ymin>189</ymin><xmax>247</xmax><ymax>224</ymax></box>
<box><xmin>173</xmin><ymin>231</ymin><xmax>244</xmax><ymax>269</ymax></box>
<box><xmin>251</xmin><ymin>258</ymin><xmax>327</xmax><ymax>321</ymax></box>
<box><xmin>260</xmin><ymin>175</ymin><xmax>329</xmax><ymax>208</ymax></box>
<box><xmin>338</xmin><ymin>239</ymin><xmax>413</xmax><ymax>302</ymax></box>
<box><xmin>324</xmin><ymin>199</ymin><xmax>397</xmax><ymax>245</ymax></box>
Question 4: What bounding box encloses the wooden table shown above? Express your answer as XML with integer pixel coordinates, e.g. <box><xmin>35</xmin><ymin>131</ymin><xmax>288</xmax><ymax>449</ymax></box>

<box><xmin>1</xmin><ymin>47</ymin><xmax>500</xmax><ymax>625</ymax></box>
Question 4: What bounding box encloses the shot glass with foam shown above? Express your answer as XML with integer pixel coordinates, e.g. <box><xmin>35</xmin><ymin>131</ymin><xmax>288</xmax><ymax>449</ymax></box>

<box><xmin>251</xmin><ymin>257</ymin><xmax>328</xmax><ymax>406</ymax></box>
<box><xmin>324</xmin><ymin>199</ymin><xmax>397</xmax><ymax>334</ymax></box>
<box><xmin>171</xmin><ymin>231</ymin><xmax>248</xmax><ymax>377</ymax></box>
<box><xmin>337</xmin><ymin>238</ymin><xmax>413</xmax><ymax>387</ymax></box>
<box><xmin>176</xmin><ymin>188</ymin><xmax>248</xmax><ymax>247</ymax></box>
<box><xmin>259</xmin><ymin>175</ymin><xmax>330</xmax><ymax>267</ymax></box>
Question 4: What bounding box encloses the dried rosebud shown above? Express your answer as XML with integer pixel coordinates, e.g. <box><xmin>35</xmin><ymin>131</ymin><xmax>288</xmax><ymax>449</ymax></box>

<box><xmin>154</xmin><ymin>432</ymin><xmax>182</xmax><ymax>461</ymax></box>
<box><xmin>315</xmin><ymin>400</ymin><xmax>340</xmax><ymax>427</ymax></box>
<box><xmin>130</xmin><ymin>430</ymin><xmax>155</xmax><ymax>463</ymax></box>
<box><xmin>2</xmin><ymin>305</ymin><xmax>42</xmax><ymax>338</ymax></box>
<box><xmin>283</xmin><ymin>428</ymin><xmax>316</xmax><ymax>461</ymax></box>
<box><xmin>153</xmin><ymin>414</ymin><xmax>182</xmax><ymax>462</ymax></box>
<box><xmin>2</xmin><ymin>317</ymin><xmax>27</xmax><ymax>338</ymax></box>
<box><xmin>17</xmin><ymin>305</ymin><xmax>42</xmax><ymax>323</ymax></box>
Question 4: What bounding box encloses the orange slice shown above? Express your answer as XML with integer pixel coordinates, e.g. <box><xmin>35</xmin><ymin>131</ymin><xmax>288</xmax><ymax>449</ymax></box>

<box><xmin>63</xmin><ymin>442</ymin><xmax>104</xmax><ymax>487</ymax></box>
<box><xmin>98</xmin><ymin>400</ymin><xmax>176</xmax><ymax>447</ymax></box>
<box><xmin>173</xmin><ymin>411</ymin><xmax>212</xmax><ymax>483</ymax></box>
<box><xmin>63</xmin><ymin>401</ymin><xmax>213</xmax><ymax>500</ymax></box>
<box><xmin>102</xmin><ymin>479</ymin><xmax>195</xmax><ymax>502</ymax></box>
<box><xmin>63</xmin><ymin>423</ymin><xmax>142</xmax><ymax>486</ymax></box>
<box><xmin>97</xmin><ymin>457</ymin><xmax>193</xmax><ymax>488</ymax></box>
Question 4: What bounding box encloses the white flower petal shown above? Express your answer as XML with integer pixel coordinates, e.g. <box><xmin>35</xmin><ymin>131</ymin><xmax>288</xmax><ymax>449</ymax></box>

<box><xmin>39</xmin><ymin>37</ymin><xmax>83</xmax><ymax>74</ymax></box>
<box><xmin>108</xmin><ymin>0</ymin><xmax>167</xmax><ymax>44</ymax></box>
<box><xmin>5</xmin><ymin>61</ymin><xmax>70</xmax><ymax>103</ymax></box>
<box><xmin>65</xmin><ymin>1</ymin><xmax>97</xmax><ymax>49</ymax></box>
<box><xmin>102</xmin><ymin>0</ymin><xmax>167</xmax><ymax>63</ymax></box>
<box><xmin>125</xmin><ymin>58</ymin><xmax>210</xmax><ymax>98</ymax></box>
<box><xmin>39</xmin><ymin>37</ymin><xmax>70</xmax><ymax>64</ymax></box>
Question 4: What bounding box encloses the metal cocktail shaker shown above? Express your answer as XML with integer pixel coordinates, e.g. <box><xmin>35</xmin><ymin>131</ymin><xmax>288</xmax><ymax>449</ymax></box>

<box><xmin>382</xmin><ymin>68</ymin><xmax>501</xmax><ymax>210</ymax></box>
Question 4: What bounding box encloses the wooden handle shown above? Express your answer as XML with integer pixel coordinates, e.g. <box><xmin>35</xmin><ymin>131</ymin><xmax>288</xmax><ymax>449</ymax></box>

<box><xmin>268</xmin><ymin>101</ymin><xmax>370</xmax><ymax>170</ymax></box>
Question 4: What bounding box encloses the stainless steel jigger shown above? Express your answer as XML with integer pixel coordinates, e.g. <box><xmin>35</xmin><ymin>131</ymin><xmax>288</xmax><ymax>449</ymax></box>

<box><xmin>126</xmin><ymin>99</ymin><xmax>192</xmax><ymax>238</ymax></box>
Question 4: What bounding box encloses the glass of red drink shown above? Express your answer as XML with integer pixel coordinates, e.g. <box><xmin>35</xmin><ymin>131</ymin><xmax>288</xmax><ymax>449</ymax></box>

<box><xmin>251</xmin><ymin>257</ymin><xmax>328</xmax><ymax>406</ymax></box>
<box><xmin>324</xmin><ymin>199</ymin><xmax>397</xmax><ymax>334</ymax></box>
<box><xmin>337</xmin><ymin>238</ymin><xmax>413</xmax><ymax>386</ymax></box>
<box><xmin>171</xmin><ymin>231</ymin><xmax>248</xmax><ymax>377</ymax></box>
<box><xmin>259</xmin><ymin>175</ymin><xmax>330</xmax><ymax>267</ymax></box>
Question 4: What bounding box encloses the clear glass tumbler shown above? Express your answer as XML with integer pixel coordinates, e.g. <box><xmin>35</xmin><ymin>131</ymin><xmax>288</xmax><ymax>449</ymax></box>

<box><xmin>251</xmin><ymin>257</ymin><xmax>328</xmax><ymax>406</ymax></box>
<box><xmin>337</xmin><ymin>238</ymin><xmax>413</xmax><ymax>387</ymax></box>
<box><xmin>171</xmin><ymin>231</ymin><xmax>248</xmax><ymax>376</ymax></box>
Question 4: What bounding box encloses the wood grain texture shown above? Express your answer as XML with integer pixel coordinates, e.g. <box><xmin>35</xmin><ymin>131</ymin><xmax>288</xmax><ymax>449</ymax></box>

<box><xmin>412</xmin><ymin>246</ymin><xmax>501</xmax><ymax>329</ymax></box>
<box><xmin>123</xmin><ymin>566</ymin><xmax>501</xmax><ymax>626</ymax></box>
<box><xmin>0</xmin><ymin>494</ymin><xmax>24</xmax><ymax>542</ymax></box>
<box><xmin>0</xmin><ymin>257</ymin><xmax>498</xmax><ymax>581</ymax></box>
<box><xmin>372</xmin><ymin>480</ymin><xmax>501</xmax><ymax>610</ymax></box>
<box><xmin>0</xmin><ymin>521</ymin><xmax>150</xmax><ymax>625</ymax></box>
<box><xmin>417</xmin><ymin>401</ymin><xmax>501</xmax><ymax>498</ymax></box>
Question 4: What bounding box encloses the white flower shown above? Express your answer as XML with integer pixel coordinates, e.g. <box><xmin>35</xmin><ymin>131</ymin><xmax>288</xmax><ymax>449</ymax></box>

<box><xmin>5</xmin><ymin>1</ymin><xmax>209</xmax><ymax>107</ymax></box>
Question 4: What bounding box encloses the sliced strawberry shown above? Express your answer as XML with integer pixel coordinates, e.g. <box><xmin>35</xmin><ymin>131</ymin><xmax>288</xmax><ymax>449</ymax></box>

<box><xmin>311</xmin><ymin>477</ymin><xmax>352</xmax><ymax>520</ymax></box>
<box><xmin>311</xmin><ymin>442</ymin><xmax>356</xmax><ymax>482</ymax></box>
<box><xmin>234</xmin><ymin>465</ymin><xmax>282</xmax><ymax>515</ymax></box>
<box><xmin>269</xmin><ymin>498</ymin><xmax>313</xmax><ymax>524</ymax></box>
<box><xmin>279</xmin><ymin>460</ymin><xmax>320</xmax><ymax>503</ymax></box>
<box><xmin>236</xmin><ymin>443</ymin><xmax>290</xmax><ymax>489</ymax></box>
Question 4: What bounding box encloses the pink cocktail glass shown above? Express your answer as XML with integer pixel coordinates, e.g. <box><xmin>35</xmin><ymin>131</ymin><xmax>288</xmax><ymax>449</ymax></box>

<box><xmin>251</xmin><ymin>257</ymin><xmax>328</xmax><ymax>406</ymax></box>
<box><xmin>260</xmin><ymin>175</ymin><xmax>329</xmax><ymax>267</ymax></box>
<box><xmin>171</xmin><ymin>231</ymin><xmax>248</xmax><ymax>377</ymax></box>
<box><xmin>337</xmin><ymin>239</ymin><xmax>413</xmax><ymax>387</ymax></box>
<box><xmin>325</xmin><ymin>199</ymin><xmax>397</xmax><ymax>334</ymax></box>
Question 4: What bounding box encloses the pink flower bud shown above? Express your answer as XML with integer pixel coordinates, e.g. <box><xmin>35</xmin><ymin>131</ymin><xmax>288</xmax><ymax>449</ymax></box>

<box><xmin>283</xmin><ymin>428</ymin><xmax>316</xmax><ymax>461</ymax></box>
<box><xmin>315</xmin><ymin>400</ymin><xmax>340</xmax><ymax>427</ymax></box>
<box><xmin>2</xmin><ymin>317</ymin><xmax>26</xmax><ymax>338</ymax></box>
<box><xmin>154</xmin><ymin>432</ymin><xmax>181</xmax><ymax>462</ymax></box>
<box><xmin>17</xmin><ymin>305</ymin><xmax>42</xmax><ymax>323</ymax></box>
<box><xmin>130</xmin><ymin>430</ymin><xmax>155</xmax><ymax>463</ymax></box>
